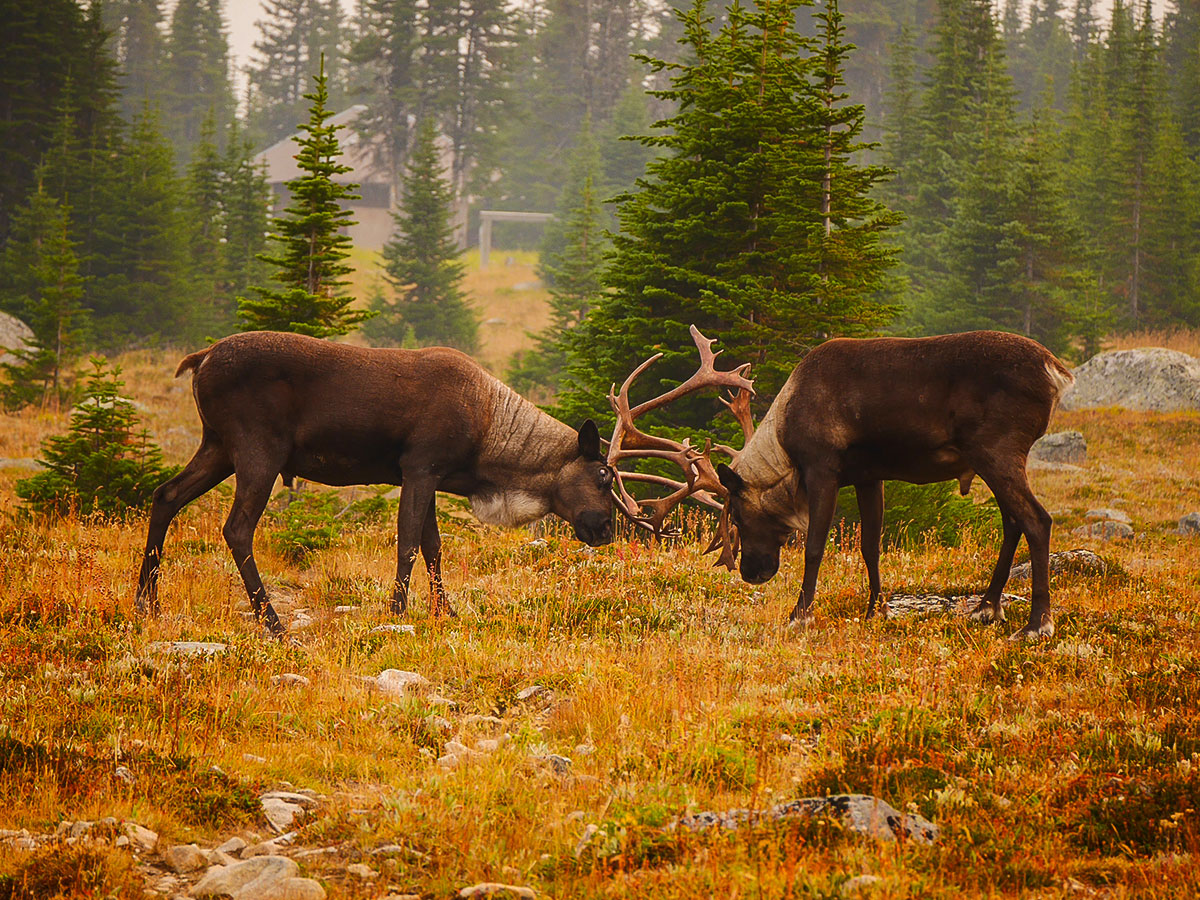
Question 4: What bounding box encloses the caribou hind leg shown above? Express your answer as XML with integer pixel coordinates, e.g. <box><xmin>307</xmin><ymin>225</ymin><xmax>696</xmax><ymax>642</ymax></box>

<box><xmin>222</xmin><ymin>462</ymin><xmax>285</xmax><ymax>636</ymax></box>
<box><xmin>390</xmin><ymin>470</ymin><xmax>438</xmax><ymax>616</ymax></box>
<box><xmin>137</xmin><ymin>435</ymin><xmax>233</xmax><ymax>616</ymax></box>
<box><xmin>975</xmin><ymin>465</ymin><xmax>1055</xmax><ymax>639</ymax></box>
<box><xmin>968</xmin><ymin>507</ymin><xmax>1022</xmax><ymax>625</ymax></box>
<box><xmin>856</xmin><ymin>480</ymin><xmax>886</xmax><ymax>619</ymax></box>
<box><xmin>419</xmin><ymin>496</ymin><xmax>455</xmax><ymax>617</ymax></box>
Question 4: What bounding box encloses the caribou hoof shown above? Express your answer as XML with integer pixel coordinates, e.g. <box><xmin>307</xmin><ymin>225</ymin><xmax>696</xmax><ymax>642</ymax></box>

<box><xmin>785</xmin><ymin>609</ymin><xmax>813</xmax><ymax>633</ymax></box>
<box><xmin>969</xmin><ymin>600</ymin><xmax>1006</xmax><ymax>625</ymax></box>
<box><xmin>1010</xmin><ymin>615</ymin><xmax>1055</xmax><ymax>642</ymax></box>
<box><xmin>866</xmin><ymin>600</ymin><xmax>892</xmax><ymax>620</ymax></box>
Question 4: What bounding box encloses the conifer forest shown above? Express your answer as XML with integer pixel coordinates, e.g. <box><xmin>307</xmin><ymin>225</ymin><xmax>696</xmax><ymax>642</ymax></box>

<box><xmin>2</xmin><ymin>0</ymin><xmax>1200</xmax><ymax>897</ymax></box>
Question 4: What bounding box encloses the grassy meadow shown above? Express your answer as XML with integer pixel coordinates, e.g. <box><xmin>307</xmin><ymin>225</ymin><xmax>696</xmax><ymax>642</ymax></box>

<box><xmin>1</xmin><ymin>258</ymin><xmax>1199</xmax><ymax>898</ymax></box>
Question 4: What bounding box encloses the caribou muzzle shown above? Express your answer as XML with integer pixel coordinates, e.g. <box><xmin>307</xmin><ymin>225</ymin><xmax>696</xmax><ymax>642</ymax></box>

<box><xmin>574</xmin><ymin>510</ymin><xmax>613</xmax><ymax>546</ymax></box>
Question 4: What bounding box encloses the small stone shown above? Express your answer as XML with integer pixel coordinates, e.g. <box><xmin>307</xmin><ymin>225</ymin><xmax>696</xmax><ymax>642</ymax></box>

<box><xmin>215</xmin><ymin>837</ymin><xmax>247</xmax><ymax>856</ymax></box>
<box><xmin>272</xmin><ymin>673</ymin><xmax>311</xmax><ymax>688</ymax></box>
<box><xmin>333</xmin><ymin>605</ymin><xmax>359</xmax><ymax>615</ymax></box>
<box><xmin>573</xmin><ymin>743</ymin><xmax>594</xmax><ymax>756</ymax></box>
<box><xmin>516</xmin><ymin>685</ymin><xmax>545</xmax><ymax>701</ymax></box>
<box><xmin>146</xmin><ymin>641</ymin><xmax>226</xmax><ymax>658</ymax></box>
<box><xmin>540</xmin><ymin>754</ymin><xmax>572</xmax><ymax>776</ymax></box>
<box><xmin>1178</xmin><ymin>512</ymin><xmax>1200</xmax><ymax>535</ymax></box>
<box><xmin>425</xmin><ymin>714</ymin><xmax>453</xmax><ymax>732</ymax></box>
<box><xmin>1030</xmin><ymin>430</ymin><xmax>1087</xmax><ymax>465</ymax></box>
<box><xmin>240</xmin><ymin>832</ymin><xmax>299</xmax><ymax>859</ymax></box>
<box><xmin>374</xmin><ymin>669</ymin><xmax>432</xmax><ymax>697</ymax></box>
<box><xmin>114</xmin><ymin>835</ymin><xmax>129</xmax><ymax>848</ymax></box>
<box><xmin>289</xmin><ymin>612</ymin><xmax>315</xmax><ymax>632</ymax></box>
<box><xmin>260</xmin><ymin>791</ymin><xmax>319</xmax><ymax>809</ymax></box>
<box><xmin>370</xmin><ymin>624</ymin><xmax>416</xmax><ymax>636</ymax></box>
<box><xmin>437</xmin><ymin>754</ymin><xmax>460</xmax><ymax>769</ymax></box>
<box><xmin>475</xmin><ymin>737</ymin><xmax>507</xmax><ymax>753</ymax></box>
<box><xmin>164</xmin><ymin>843</ymin><xmax>208</xmax><ymax>874</ymax></box>
<box><xmin>122</xmin><ymin>822</ymin><xmax>159</xmax><ymax>852</ymax></box>
<box><xmin>463</xmin><ymin>715</ymin><xmax>505</xmax><ymax>730</ymax></box>
<box><xmin>1072</xmin><ymin>520</ymin><xmax>1134</xmax><ymax>541</ymax></box>
<box><xmin>261</xmin><ymin>797</ymin><xmax>306</xmax><ymax>833</ymax></box>
<box><xmin>188</xmin><ymin>855</ymin><xmax>325</xmax><ymax>899</ymax></box>
<box><xmin>347</xmin><ymin>863</ymin><xmax>377</xmax><ymax>879</ymax></box>
<box><xmin>457</xmin><ymin>884</ymin><xmax>536</xmax><ymax>899</ymax></box>
<box><xmin>1085</xmin><ymin>507</ymin><xmax>1132</xmax><ymax>524</ymax></box>
<box><xmin>243</xmin><ymin>754</ymin><xmax>268</xmax><ymax>764</ymax></box>
<box><xmin>841</xmin><ymin>874</ymin><xmax>882</xmax><ymax>896</ymax></box>
<box><xmin>114</xmin><ymin>765</ymin><xmax>135</xmax><ymax>785</ymax></box>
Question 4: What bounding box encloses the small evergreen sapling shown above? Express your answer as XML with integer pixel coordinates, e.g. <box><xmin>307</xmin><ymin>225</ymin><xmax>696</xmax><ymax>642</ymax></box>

<box><xmin>17</xmin><ymin>359</ymin><xmax>178</xmax><ymax>518</ymax></box>
<box><xmin>238</xmin><ymin>54</ymin><xmax>370</xmax><ymax>338</ymax></box>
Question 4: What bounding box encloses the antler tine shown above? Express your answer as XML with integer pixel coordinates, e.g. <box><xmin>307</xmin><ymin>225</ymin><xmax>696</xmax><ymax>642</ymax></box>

<box><xmin>718</xmin><ymin>387</ymin><xmax>756</xmax><ymax>448</ymax></box>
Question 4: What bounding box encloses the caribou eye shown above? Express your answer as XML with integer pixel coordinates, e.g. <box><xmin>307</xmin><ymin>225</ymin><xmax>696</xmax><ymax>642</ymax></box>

<box><xmin>598</xmin><ymin>466</ymin><xmax>613</xmax><ymax>487</ymax></box>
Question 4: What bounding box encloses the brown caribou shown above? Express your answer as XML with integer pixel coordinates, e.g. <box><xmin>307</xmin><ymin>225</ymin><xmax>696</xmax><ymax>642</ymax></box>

<box><xmin>136</xmin><ymin>328</ymin><xmax>752</xmax><ymax>635</ymax></box>
<box><xmin>136</xmin><ymin>331</ymin><xmax>618</xmax><ymax>635</ymax></box>
<box><xmin>710</xmin><ymin>331</ymin><xmax>1075</xmax><ymax>640</ymax></box>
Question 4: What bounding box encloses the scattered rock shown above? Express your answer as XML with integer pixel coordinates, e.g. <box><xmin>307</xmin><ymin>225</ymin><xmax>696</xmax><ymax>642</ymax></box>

<box><xmin>1053</xmin><ymin>641</ymin><xmax>1105</xmax><ymax>659</ymax></box>
<box><xmin>1086</xmin><ymin>507</ymin><xmax>1131</xmax><ymax>524</ymax></box>
<box><xmin>272</xmin><ymin>674</ymin><xmax>311</xmax><ymax>688</ymax></box>
<box><xmin>675</xmin><ymin>794</ymin><xmax>939</xmax><ymax>844</ymax></box>
<box><xmin>841</xmin><ymin>874</ymin><xmax>882</xmax><ymax>896</ymax></box>
<box><xmin>260</xmin><ymin>791</ymin><xmax>319</xmax><ymax>809</ymax></box>
<box><xmin>122</xmin><ymin>822</ymin><xmax>159</xmax><ymax>852</ymax></box>
<box><xmin>165</xmin><ymin>843</ymin><xmax>209</xmax><ymax>873</ymax></box>
<box><xmin>0</xmin><ymin>311</ymin><xmax>34</xmax><ymax>365</ymax></box>
<box><xmin>146</xmin><ymin>642</ymin><xmax>227</xmax><ymax>658</ymax></box>
<box><xmin>1030</xmin><ymin>431</ymin><xmax>1087</xmax><ymax>465</ymax></box>
<box><xmin>373</xmin><ymin>669</ymin><xmax>432</xmax><ymax>697</ymax></box>
<box><xmin>333</xmin><ymin>605</ymin><xmax>359</xmax><ymax>615</ymax></box>
<box><xmin>463</xmin><ymin>714</ymin><xmax>505</xmax><ymax>730</ymax></box>
<box><xmin>215</xmin><ymin>837</ymin><xmax>247</xmax><ymax>856</ymax></box>
<box><xmin>368</xmin><ymin>622</ymin><xmax>413</xmax><ymax>635</ymax></box>
<box><xmin>516</xmin><ymin>685</ymin><xmax>545</xmax><ymax>701</ymax></box>
<box><xmin>537</xmin><ymin>754</ymin><xmax>572</xmax><ymax>776</ymax></box>
<box><xmin>114</xmin><ymin>765</ymin><xmax>135</xmax><ymax>785</ymax></box>
<box><xmin>243</xmin><ymin>754</ymin><xmax>268</xmax><ymax>764</ymax></box>
<box><xmin>424</xmin><ymin>714</ymin><xmax>453</xmax><ymax>733</ymax></box>
<box><xmin>289</xmin><ymin>611</ymin><xmax>315</xmax><ymax>632</ymax></box>
<box><xmin>1060</xmin><ymin>347</ymin><xmax>1200</xmax><ymax>412</ymax></box>
<box><xmin>1008</xmin><ymin>548</ymin><xmax>1108</xmax><ymax>582</ymax></box>
<box><xmin>457</xmin><ymin>884</ymin><xmax>536</xmax><ymax>899</ymax></box>
<box><xmin>1072</xmin><ymin>520</ymin><xmax>1134</xmax><ymax>541</ymax></box>
<box><xmin>240</xmin><ymin>832</ymin><xmax>299</xmax><ymax>859</ymax></box>
<box><xmin>884</xmin><ymin>593</ymin><xmax>1022</xmax><ymax>620</ymax></box>
<box><xmin>346</xmin><ymin>863</ymin><xmax>377</xmax><ymax>879</ymax></box>
<box><xmin>261</xmin><ymin>798</ymin><xmax>306</xmax><ymax>833</ymax></box>
<box><xmin>1178</xmin><ymin>512</ymin><xmax>1200</xmax><ymax>535</ymax></box>
<box><xmin>188</xmin><ymin>855</ymin><xmax>325</xmax><ymax>899</ymax></box>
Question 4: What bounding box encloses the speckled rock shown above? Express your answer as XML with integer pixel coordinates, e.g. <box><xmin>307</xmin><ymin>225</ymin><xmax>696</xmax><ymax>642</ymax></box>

<box><xmin>1072</xmin><ymin>520</ymin><xmax>1134</xmax><ymax>540</ymax></box>
<box><xmin>1178</xmin><ymin>512</ymin><xmax>1200</xmax><ymax>535</ymax></box>
<box><xmin>1008</xmin><ymin>549</ymin><xmax>1108</xmax><ymax>582</ymax></box>
<box><xmin>188</xmin><ymin>855</ymin><xmax>325</xmax><ymax>899</ymax></box>
<box><xmin>1060</xmin><ymin>348</ymin><xmax>1200</xmax><ymax>412</ymax></box>
<box><xmin>1030</xmin><ymin>431</ymin><xmax>1087</xmax><ymax>465</ymax></box>
<box><xmin>0</xmin><ymin>312</ymin><xmax>33</xmax><ymax>365</ymax></box>
<box><xmin>675</xmin><ymin>794</ymin><xmax>938</xmax><ymax>844</ymax></box>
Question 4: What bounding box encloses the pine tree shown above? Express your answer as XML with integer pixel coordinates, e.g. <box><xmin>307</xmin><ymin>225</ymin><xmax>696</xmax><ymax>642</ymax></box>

<box><xmin>598</xmin><ymin>79</ymin><xmax>656</xmax><ymax>200</ymax></box>
<box><xmin>368</xmin><ymin>119</ymin><xmax>476</xmax><ymax>350</ymax></box>
<box><xmin>510</xmin><ymin>124</ymin><xmax>608</xmax><ymax>395</ymax></box>
<box><xmin>0</xmin><ymin>186</ymin><xmax>88</xmax><ymax>410</ymax></box>
<box><xmin>247</xmin><ymin>0</ymin><xmax>347</xmax><ymax>146</ymax></box>
<box><xmin>220</xmin><ymin>120</ymin><xmax>272</xmax><ymax>305</ymax></box>
<box><xmin>17</xmin><ymin>358</ymin><xmax>177</xmax><ymax>518</ymax></box>
<box><xmin>1142</xmin><ymin>115</ymin><xmax>1200</xmax><ymax>325</ymax></box>
<box><xmin>162</xmin><ymin>0</ymin><xmax>235</xmax><ymax>157</ymax></box>
<box><xmin>239</xmin><ymin>57</ymin><xmax>369</xmax><ymax>338</ymax></box>
<box><xmin>104</xmin><ymin>0</ymin><xmax>165</xmax><ymax>118</ymax></box>
<box><xmin>555</xmin><ymin>0</ymin><xmax>899</xmax><ymax>431</ymax></box>
<box><xmin>183</xmin><ymin>114</ymin><xmax>230</xmax><ymax>335</ymax></box>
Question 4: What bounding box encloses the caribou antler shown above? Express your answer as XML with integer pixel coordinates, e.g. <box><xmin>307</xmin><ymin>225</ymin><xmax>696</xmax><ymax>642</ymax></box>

<box><xmin>606</xmin><ymin>325</ymin><xmax>754</xmax><ymax>537</ymax></box>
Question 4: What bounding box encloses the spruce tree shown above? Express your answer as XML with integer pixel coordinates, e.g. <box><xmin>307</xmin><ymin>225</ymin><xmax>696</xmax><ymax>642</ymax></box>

<box><xmin>220</xmin><ymin>121</ymin><xmax>272</xmax><ymax>304</ymax></box>
<box><xmin>239</xmin><ymin>57</ymin><xmax>369</xmax><ymax>338</ymax></box>
<box><xmin>368</xmin><ymin>119</ymin><xmax>476</xmax><ymax>350</ymax></box>
<box><xmin>555</xmin><ymin>0</ymin><xmax>899</xmax><ymax>431</ymax></box>
<box><xmin>511</xmin><ymin>125</ymin><xmax>608</xmax><ymax>395</ymax></box>
<box><xmin>0</xmin><ymin>186</ymin><xmax>87</xmax><ymax>410</ymax></box>
<box><xmin>183</xmin><ymin>113</ymin><xmax>230</xmax><ymax>335</ymax></box>
<box><xmin>162</xmin><ymin>0</ymin><xmax>235</xmax><ymax>157</ymax></box>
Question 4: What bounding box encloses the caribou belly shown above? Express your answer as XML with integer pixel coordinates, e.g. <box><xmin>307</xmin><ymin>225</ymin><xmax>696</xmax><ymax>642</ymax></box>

<box><xmin>470</xmin><ymin>490</ymin><xmax>549</xmax><ymax>527</ymax></box>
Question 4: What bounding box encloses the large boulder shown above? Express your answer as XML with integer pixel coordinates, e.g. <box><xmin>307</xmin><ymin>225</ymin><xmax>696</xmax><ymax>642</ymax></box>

<box><xmin>1030</xmin><ymin>430</ymin><xmax>1087</xmax><ymax>465</ymax></box>
<box><xmin>1060</xmin><ymin>348</ymin><xmax>1200</xmax><ymax>412</ymax></box>
<box><xmin>0</xmin><ymin>312</ymin><xmax>33</xmax><ymax>365</ymax></box>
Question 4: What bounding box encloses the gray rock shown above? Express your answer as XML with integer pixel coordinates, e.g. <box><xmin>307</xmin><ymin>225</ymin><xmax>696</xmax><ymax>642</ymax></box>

<box><xmin>114</xmin><ymin>765</ymin><xmax>135</xmax><ymax>785</ymax></box>
<box><xmin>0</xmin><ymin>312</ymin><xmax>33</xmax><ymax>365</ymax></box>
<box><xmin>164</xmin><ymin>843</ymin><xmax>209</xmax><ymax>873</ymax></box>
<box><xmin>271</xmin><ymin>674</ymin><xmax>310</xmax><ymax>689</ymax></box>
<box><xmin>261</xmin><ymin>798</ymin><xmax>305</xmax><ymax>833</ymax></box>
<box><xmin>373</xmin><ymin>669</ymin><xmax>431</xmax><ymax>697</ymax></box>
<box><xmin>841</xmin><ymin>874</ymin><xmax>882</xmax><ymax>896</ymax></box>
<box><xmin>370</xmin><ymin>624</ymin><xmax>415</xmax><ymax>636</ymax></box>
<box><xmin>240</xmin><ymin>832</ymin><xmax>299</xmax><ymax>859</ymax></box>
<box><xmin>1030</xmin><ymin>431</ymin><xmax>1087</xmax><ymax>465</ymax></box>
<box><xmin>457</xmin><ymin>884</ymin><xmax>536</xmax><ymax>899</ymax></box>
<box><xmin>1060</xmin><ymin>347</ymin><xmax>1200</xmax><ymax>412</ymax></box>
<box><xmin>884</xmin><ymin>593</ymin><xmax>1021</xmax><ymax>620</ymax></box>
<box><xmin>675</xmin><ymin>794</ymin><xmax>938</xmax><ymax>844</ymax></box>
<box><xmin>1072</xmin><ymin>521</ymin><xmax>1134</xmax><ymax>540</ymax></box>
<box><xmin>260</xmin><ymin>791</ymin><xmax>319</xmax><ymax>809</ymax></box>
<box><xmin>188</xmin><ymin>855</ymin><xmax>325</xmax><ymax>899</ymax></box>
<box><xmin>215</xmin><ymin>836</ymin><xmax>247</xmax><ymax>856</ymax></box>
<box><xmin>346</xmin><ymin>863</ymin><xmax>377</xmax><ymax>879</ymax></box>
<box><xmin>1008</xmin><ymin>549</ymin><xmax>1108</xmax><ymax>583</ymax></box>
<box><xmin>122</xmin><ymin>822</ymin><xmax>159</xmax><ymax>852</ymax></box>
<box><xmin>147</xmin><ymin>641</ymin><xmax>227</xmax><ymax>658</ymax></box>
<box><xmin>540</xmin><ymin>754</ymin><xmax>572</xmax><ymax>776</ymax></box>
<box><xmin>1086</xmin><ymin>507</ymin><xmax>1131</xmax><ymax>524</ymax></box>
<box><xmin>1178</xmin><ymin>512</ymin><xmax>1200</xmax><ymax>535</ymax></box>
<box><xmin>516</xmin><ymin>684</ymin><xmax>545</xmax><ymax>701</ymax></box>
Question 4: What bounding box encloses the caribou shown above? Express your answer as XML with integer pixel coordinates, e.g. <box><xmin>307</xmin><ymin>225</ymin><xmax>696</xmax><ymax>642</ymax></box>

<box><xmin>706</xmin><ymin>331</ymin><xmax>1075</xmax><ymax>640</ymax></box>
<box><xmin>135</xmin><ymin>328</ymin><xmax>752</xmax><ymax>635</ymax></box>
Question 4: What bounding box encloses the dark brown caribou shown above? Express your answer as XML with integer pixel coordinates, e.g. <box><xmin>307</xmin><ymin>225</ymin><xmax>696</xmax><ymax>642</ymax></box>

<box><xmin>711</xmin><ymin>331</ymin><xmax>1075</xmax><ymax>640</ymax></box>
<box><xmin>135</xmin><ymin>331</ymin><xmax>617</xmax><ymax>635</ymax></box>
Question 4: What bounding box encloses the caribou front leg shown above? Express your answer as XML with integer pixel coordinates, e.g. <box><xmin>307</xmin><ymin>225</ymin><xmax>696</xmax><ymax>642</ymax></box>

<box><xmin>419</xmin><ymin>495</ymin><xmax>455</xmax><ymax>617</ymax></box>
<box><xmin>391</xmin><ymin>472</ymin><xmax>437</xmax><ymax>616</ymax></box>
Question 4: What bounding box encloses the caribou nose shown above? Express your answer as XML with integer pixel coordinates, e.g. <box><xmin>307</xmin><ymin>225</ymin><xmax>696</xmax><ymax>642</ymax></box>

<box><xmin>741</xmin><ymin>553</ymin><xmax>779</xmax><ymax>585</ymax></box>
<box><xmin>576</xmin><ymin>511</ymin><xmax>613</xmax><ymax>547</ymax></box>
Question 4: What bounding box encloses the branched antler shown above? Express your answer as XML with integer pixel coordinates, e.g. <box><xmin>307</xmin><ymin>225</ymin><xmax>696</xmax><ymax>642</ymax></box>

<box><xmin>606</xmin><ymin>325</ymin><xmax>754</xmax><ymax>538</ymax></box>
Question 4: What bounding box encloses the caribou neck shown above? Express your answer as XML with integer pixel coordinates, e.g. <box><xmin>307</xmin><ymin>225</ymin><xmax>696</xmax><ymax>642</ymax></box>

<box><xmin>477</xmin><ymin>376</ymin><xmax>577</xmax><ymax>488</ymax></box>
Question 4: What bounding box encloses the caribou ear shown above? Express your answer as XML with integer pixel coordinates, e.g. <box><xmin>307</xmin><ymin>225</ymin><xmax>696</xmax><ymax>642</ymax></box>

<box><xmin>577</xmin><ymin>419</ymin><xmax>602</xmax><ymax>460</ymax></box>
<box><xmin>717</xmin><ymin>463</ymin><xmax>744</xmax><ymax>495</ymax></box>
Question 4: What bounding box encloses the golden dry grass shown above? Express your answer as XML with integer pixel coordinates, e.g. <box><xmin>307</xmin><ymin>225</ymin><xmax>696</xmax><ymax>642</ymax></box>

<box><xmin>1</xmin><ymin>327</ymin><xmax>1199</xmax><ymax>899</ymax></box>
<box><xmin>1105</xmin><ymin>329</ymin><xmax>1200</xmax><ymax>358</ymax></box>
